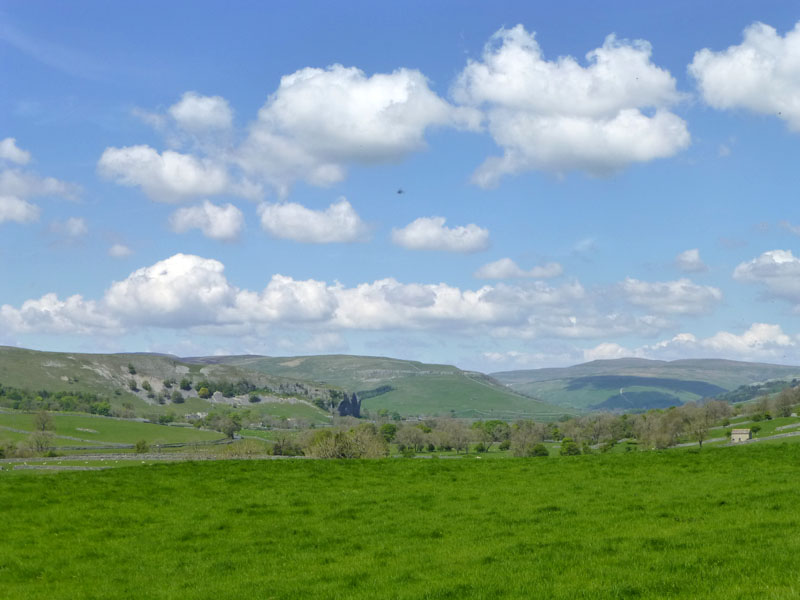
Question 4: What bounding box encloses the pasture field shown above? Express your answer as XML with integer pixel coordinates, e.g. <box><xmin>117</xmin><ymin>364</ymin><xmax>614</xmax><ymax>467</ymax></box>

<box><xmin>2</xmin><ymin>444</ymin><xmax>800</xmax><ymax>599</ymax></box>
<box><xmin>0</xmin><ymin>412</ymin><xmax>224</xmax><ymax>445</ymax></box>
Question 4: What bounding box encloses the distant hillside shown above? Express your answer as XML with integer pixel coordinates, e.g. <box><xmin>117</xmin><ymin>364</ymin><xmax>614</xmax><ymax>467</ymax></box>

<box><xmin>206</xmin><ymin>354</ymin><xmax>566</xmax><ymax>420</ymax></box>
<box><xmin>491</xmin><ymin>358</ymin><xmax>800</xmax><ymax>412</ymax></box>
<box><xmin>0</xmin><ymin>346</ymin><xmax>333</xmax><ymax>424</ymax></box>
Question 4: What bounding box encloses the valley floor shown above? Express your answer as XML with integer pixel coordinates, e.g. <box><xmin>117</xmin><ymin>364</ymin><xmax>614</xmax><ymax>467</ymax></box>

<box><xmin>2</xmin><ymin>444</ymin><xmax>800</xmax><ymax>599</ymax></box>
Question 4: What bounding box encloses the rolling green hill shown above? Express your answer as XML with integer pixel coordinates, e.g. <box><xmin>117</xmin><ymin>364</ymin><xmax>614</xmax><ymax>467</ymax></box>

<box><xmin>491</xmin><ymin>358</ymin><xmax>800</xmax><ymax>412</ymax></box>
<box><xmin>0</xmin><ymin>346</ymin><xmax>333</xmax><ymax>424</ymax></box>
<box><xmin>206</xmin><ymin>354</ymin><xmax>567</xmax><ymax>419</ymax></box>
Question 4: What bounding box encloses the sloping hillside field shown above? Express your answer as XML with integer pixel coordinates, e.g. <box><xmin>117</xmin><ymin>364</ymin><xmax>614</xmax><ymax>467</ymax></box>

<box><xmin>217</xmin><ymin>354</ymin><xmax>565</xmax><ymax>419</ymax></box>
<box><xmin>2</xmin><ymin>445</ymin><xmax>800</xmax><ymax>599</ymax></box>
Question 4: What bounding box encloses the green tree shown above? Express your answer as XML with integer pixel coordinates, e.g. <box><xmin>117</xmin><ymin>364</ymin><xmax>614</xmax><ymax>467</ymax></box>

<box><xmin>559</xmin><ymin>437</ymin><xmax>581</xmax><ymax>456</ymax></box>
<box><xmin>171</xmin><ymin>390</ymin><xmax>184</xmax><ymax>404</ymax></box>
<box><xmin>180</xmin><ymin>378</ymin><xmax>192</xmax><ymax>391</ymax></box>
<box><xmin>33</xmin><ymin>410</ymin><xmax>54</xmax><ymax>432</ymax></box>
<box><xmin>379</xmin><ymin>423</ymin><xmax>397</xmax><ymax>442</ymax></box>
<box><xmin>198</xmin><ymin>387</ymin><xmax>211</xmax><ymax>399</ymax></box>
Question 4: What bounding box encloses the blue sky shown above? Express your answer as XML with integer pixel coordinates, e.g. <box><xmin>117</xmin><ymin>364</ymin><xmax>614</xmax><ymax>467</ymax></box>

<box><xmin>2</xmin><ymin>1</ymin><xmax>800</xmax><ymax>370</ymax></box>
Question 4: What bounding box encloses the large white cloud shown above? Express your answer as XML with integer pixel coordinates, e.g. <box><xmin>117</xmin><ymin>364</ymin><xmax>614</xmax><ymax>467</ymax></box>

<box><xmin>2</xmin><ymin>253</ymin><xmax>674</xmax><ymax>343</ymax></box>
<box><xmin>257</xmin><ymin>198</ymin><xmax>368</xmax><ymax>243</ymax></box>
<box><xmin>0</xmin><ymin>293</ymin><xmax>119</xmax><ymax>335</ymax></box>
<box><xmin>646</xmin><ymin>324</ymin><xmax>795</xmax><ymax>361</ymax></box>
<box><xmin>97</xmin><ymin>145</ymin><xmax>232</xmax><ymax>202</ymax></box>
<box><xmin>453</xmin><ymin>25</ymin><xmax>689</xmax><ymax>184</ymax></box>
<box><xmin>103</xmin><ymin>254</ymin><xmax>238</xmax><ymax>327</ymax></box>
<box><xmin>238</xmin><ymin>65</ymin><xmax>479</xmax><ymax>196</ymax></box>
<box><xmin>690</xmin><ymin>22</ymin><xmax>800</xmax><ymax>131</ymax></box>
<box><xmin>621</xmin><ymin>277</ymin><xmax>722</xmax><ymax>315</ymax></box>
<box><xmin>392</xmin><ymin>216</ymin><xmax>489</xmax><ymax>252</ymax></box>
<box><xmin>170</xmin><ymin>200</ymin><xmax>244</xmax><ymax>241</ymax></box>
<box><xmin>474</xmin><ymin>257</ymin><xmax>562</xmax><ymax>279</ymax></box>
<box><xmin>168</xmin><ymin>91</ymin><xmax>233</xmax><ymax>132</ymax></box>
<box><xmin>0</xmin><ymin>138</ymin><xmax>31</xmax><ymax>165</ymax></box>
<box><xmin>733</xmin><ymin>249</ymin><xmax>800</xmax><ymax>306</ymax></box>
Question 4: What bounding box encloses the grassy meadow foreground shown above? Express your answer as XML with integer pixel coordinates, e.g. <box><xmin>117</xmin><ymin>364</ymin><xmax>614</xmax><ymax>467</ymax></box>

<box><xmin>3</xmin><ymin>444</ymin><xmax>800</xmax><ymax>599</ymax></box>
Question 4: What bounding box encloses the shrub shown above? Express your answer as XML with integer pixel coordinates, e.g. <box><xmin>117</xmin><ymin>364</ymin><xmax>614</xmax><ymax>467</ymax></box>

<box><xmin>249</xmin><ymin>394</ymin><xmax>261</xmax><ymax>403</ymax></box>
<box><xmin>531</xmin><ymin>443</ymin><xmax>549</xmax><ymax>457</ymax></box>
<box><xmin>171</xmin><ymin>390</ymin><xmax>184</xmax><ymax>404</ymax></box>
<box><xmin>128</xmin><ymin>363</ymin><xmax>136</xmax><ymax>374</ymax></box>
<box><xmin>128</xmin><ymin>379</ymin><xmax>138</xmax><ymax>392</ymax></box>
<box><xmin>180</xmin><ymin>378</ymin><xmax>192</xmax><ymax>391</ymax></box>
<box><xmin>559</xmin><ymin>438</ymin><xmax>581</xmax><ymax>456</ymax></box>
<box><xmin>475</xmin><ymin>442</ymin><xmax>488</xmax><ymax>453</ymax></box>
<box><xmin>499</xmin><ymin>439</ymin><xmax>511</xmax><ymax>451</ymax></box>
<box><xmin>198</xmin><ymin>387</ymin><xmax>211</xmax><ymax>399</ymax></box>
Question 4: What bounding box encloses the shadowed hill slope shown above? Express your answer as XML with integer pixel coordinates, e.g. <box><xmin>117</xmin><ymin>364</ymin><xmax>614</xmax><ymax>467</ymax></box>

<box><xmin>492</xmin><ymin>358</ymin><xmax>800</xmax><ymax>412</ymax></box>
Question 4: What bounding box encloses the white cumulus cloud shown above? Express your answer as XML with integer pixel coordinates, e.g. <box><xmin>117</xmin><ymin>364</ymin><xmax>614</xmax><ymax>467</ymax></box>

<box><xmin>646</xmin><ymin>324</ymin><xmax>795</xmax><ymax>361</ymax></box>
<box><xmin>97</xmin><ymin>145</ymin><xmax>232</xmax><ymax>202</ymax></box>
<box><xmin>475</xmin><ymin>257</ymin><xmax>562</xmax><ymax>279</ymax></box>
<box><xmin>733</xmin><ymin>249</ymin><xmax>800</xmax><ymax>307</ymax></box>
<box><xmin>0</xmin><ymin>293</ymin><xmax>119</xmax><ymax>335</ymax></box>
<box><xmin>690</xmin><ymin>22</ymin><xmax>800</xmax><ymax>131</ymax></box>
<box><xmin>392</xmin><ymin>216</ymin><xmax>489</xmax><ymax>252</ymax></box>
<box><xmin>0</xmin><ymin>141</ymin><xmax>79</xmax><ymax>225</ymax></box>
<box><xmin>0</xmin><ymin>137</ymin><xmax>31</xmax><ymax>164</ymax></box>
<box><xmin>258</xmin><ymin>198</ymin><xmax>368</xmax><ymax>243</ymax></box>
<box><xmin>583</xmin><ymin>342</ymin><xmax>633</xmax><ymax>362</ymax></box>
<box><xmin>170</xmin><ymin>200</ymin><xmax>244</xmax><ymax>241</ymax></box>
<box><xmin>0</xmin><ymin>195</ymin><xmax>39</xmax><ymax>224</ymax></box>
<box><xmin>621</xmin><ymin>277</ymin><xmax>722</xmax><ymax>315</ymax></box>
<box><xmin>238</xmin><ymin>64</ymin><xmax>479</xmax><ymax>196</ymax></box>
<box><xmin>168</xmin><ymin>91</ymin><xmax>233</xmax><ymax>132</ymax></box>
<box><xmin>108</xmin><ymin>243</ymin><xmax>133</xmax><ymax>258</ymax></box>
<box><xmin>675</xmin><ymin>248</ymin><xmax>708</xmax><ymax>273</ymax></box>
<box><xmin>104</xmin><ymin>254</ymin><xmax>238</xmax><ymax>327</ymax></box>
<box><xmin>453</xmin><ymin>25</ymin><xmax>689</xmax><ymax>185</ymax></box>
<box><xmin>1</xmin><ymin>253</ymin><xmax>678</xmax><ymax>344</ymax></box>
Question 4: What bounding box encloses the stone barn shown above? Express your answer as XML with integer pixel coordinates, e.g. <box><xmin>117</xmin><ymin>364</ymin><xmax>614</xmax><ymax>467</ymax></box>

<box><xmin>731</xmin><ymin>428</ymin><xmax>752</xmax><ymax>443</ymax></box>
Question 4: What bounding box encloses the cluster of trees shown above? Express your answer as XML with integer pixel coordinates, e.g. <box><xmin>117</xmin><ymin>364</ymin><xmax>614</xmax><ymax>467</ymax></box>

<box><xmin>301</xmin><ymin>423</ymin><xmax>388</xmax><ymax>458</ymax></box>
<box><xmin>0</xmin><ymin>384</ymin><xmax>112</xmax><ymax>416</ymax></box>
<box><xmin>0</xmin><ymin>410</ymin><xmax>57</xmax><ymax>458</ymax></box>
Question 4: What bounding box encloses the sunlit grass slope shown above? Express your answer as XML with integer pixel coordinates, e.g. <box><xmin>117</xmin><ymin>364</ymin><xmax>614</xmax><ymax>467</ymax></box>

<box><xmin>0</xmin><ymin>412</ymin><xmax>223</xmax><ymax>445</ymax></box>
<box><xmin>2</xmin><ymin>444</ymin><xmax>800</xmax><ymax>599</ymax></box>
<box><xmin>224</xmin><ymin>354</ymin><xmax>564</xmax><ymax>418</ymax></box>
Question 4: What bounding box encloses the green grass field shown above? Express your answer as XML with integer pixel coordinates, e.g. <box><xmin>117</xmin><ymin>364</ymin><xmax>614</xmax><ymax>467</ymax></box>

<box><xmin>2</xmin><ymin>444</ymin><xmax>800</xmax><ymax>599</ymax></box>
<box><xmin>0</xmin><ymin>412</ymin><xmax>224</xmax><ymax>445</ymax></box>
